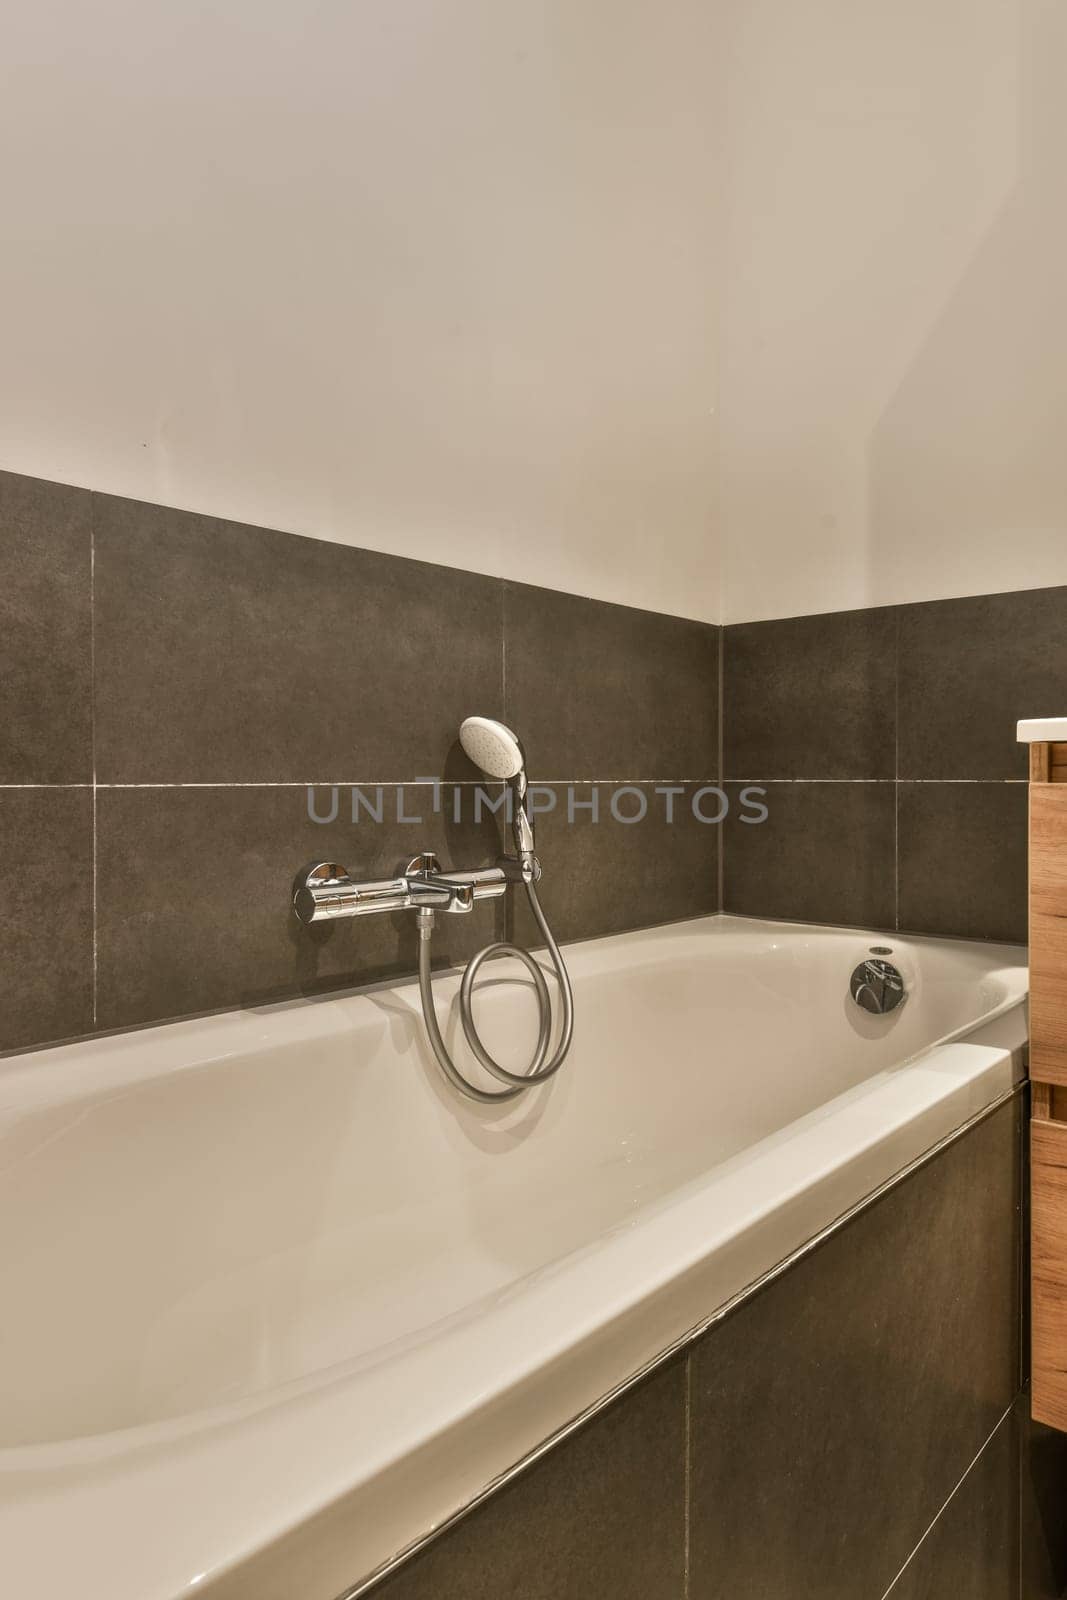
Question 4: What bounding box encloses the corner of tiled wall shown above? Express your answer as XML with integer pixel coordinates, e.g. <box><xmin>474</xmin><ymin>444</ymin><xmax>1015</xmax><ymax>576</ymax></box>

<box><xmin>720</xmin><ymin>588</ymin><xmax>1067</xmax><ymax>944</ymax></box>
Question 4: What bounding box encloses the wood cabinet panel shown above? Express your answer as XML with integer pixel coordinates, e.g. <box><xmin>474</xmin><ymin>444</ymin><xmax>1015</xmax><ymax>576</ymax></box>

<box><xmin>1030</xmin><ymin>747</ymin><xmax>1067</xmax><ymax>1432</ymax></box>
<box><xmin>1033</xmin><ymin>1120</ymin><xmax>1067</xmax><ymax>1431</ymax></box>
<box><xmin>1031</xmin><ymin>916</ymin><xmax>1067</xmax><ymax>1087</ymax></box>
<box><xmin>1030</xmin><ymin>786</ymin><xmax>1067</xmax><ymax>1086</ymax></box>
<box><xmin>1031</xmin><ymin>786</ymin><xmax>1067</xmax><ymax>915</ymax></box>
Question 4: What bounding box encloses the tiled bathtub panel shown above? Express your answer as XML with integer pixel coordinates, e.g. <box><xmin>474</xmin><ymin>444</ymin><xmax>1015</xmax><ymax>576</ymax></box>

<box><xmin>366</xmin><ymin>1359</ymin><xmax>686</xmax><ymax>1600</ymax></box>
<box><xmin>688</xmin><ymin>1098</ymin><xmax>1020</xmax><ymax>1600</ymax></box>
<box><xmin>886</xmin><ymin>1414</ymin><xmax>1016</xmax><ymax>1600</ymax></box>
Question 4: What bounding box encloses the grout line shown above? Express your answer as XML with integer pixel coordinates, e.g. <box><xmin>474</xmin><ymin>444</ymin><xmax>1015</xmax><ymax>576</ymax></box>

<box><xmin>717</xmin><ymin>627</ymin><xmax>725</xmax><ymax>910</ymax></box>
<box><xmin>524</xmin><ymin>778</ymin><xmax>718</xmax><ymax>786</ymax></box>
<box><xmin>894</xmin><ymin>780</ymin><xmax>900</xmax><ymax>934</ymax></box>
<box><xmin>90</xmin><ymin>780</ymin><xmax>509</xmax><ymax>789</ymax></box>
<box><xmin>0</xmin><ymin>777</ymin><xmax>1027</xmax><ymax>791</ymax></box>
<box><xmin>876</xmin><ymin>1406</ymin><xmax>1012</xmax><ymax>1599</ymax></box>
<box><xmin>720</xmin><ymin>777</ymin><xmax>1027</xmax><ymax>785</ymax></box>
<box><xmin>501</xmin><ymin>582</ymin><xmax>508</xmax><ymax>720</ymax></box>
<box><xmin>51</xmin><ymin>778</ymin><xmax>726</xmax><ymax>790</ymax></box>
<box><xmin>89</xmin><ymin>521</ymin><xmax>98</xmax><ymax>1029</ymax></box>
<box><xmin>902</xmin><ymin>778</ymin><xmax>1029</xmax><ymax>783</ymax></box>
<box><xmin>0</xmin><ymin>776</ymin><xmax>1028</xmax><ymax>791</ymax></box>
<box><xmin>894</xmin><ymin>607</ymin><xmax>900</xmax><ymax>933</ymax></box>
<box><xmin>724</xmin><ymin>777</ymin><xmax>894</xmax><ymax>785</ymax></box>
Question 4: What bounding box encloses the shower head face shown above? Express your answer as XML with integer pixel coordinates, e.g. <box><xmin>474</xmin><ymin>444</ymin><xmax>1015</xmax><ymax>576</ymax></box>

<box><xmin>459</xmin><ymin>716</ymin><xmax>526</xmax><ymax>781</ymax></box>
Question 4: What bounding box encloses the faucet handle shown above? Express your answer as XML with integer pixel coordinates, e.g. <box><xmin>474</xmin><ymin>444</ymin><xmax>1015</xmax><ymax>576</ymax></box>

<box><xmin>405</xmin><ymin>852</ymin><xmax>442</xmax><ymax>877</ymax></box>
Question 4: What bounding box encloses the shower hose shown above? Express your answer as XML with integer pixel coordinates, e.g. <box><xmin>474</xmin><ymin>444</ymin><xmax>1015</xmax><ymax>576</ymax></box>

<box><xmin>417</xmin><ymin>879</ymin><xmax>575</xmax><ymax>1102</ymax></box>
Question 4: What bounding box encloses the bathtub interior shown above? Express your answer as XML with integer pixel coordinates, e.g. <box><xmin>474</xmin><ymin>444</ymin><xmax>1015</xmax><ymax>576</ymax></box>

<box><xmin>0</xmin><ymin>915</ymin><xmax>1025</xmax><ymax>1447</ymax></box>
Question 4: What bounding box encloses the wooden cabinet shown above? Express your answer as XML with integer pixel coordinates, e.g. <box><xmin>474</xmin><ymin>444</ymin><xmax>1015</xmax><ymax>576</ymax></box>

<box><xmin>1033</xmin><ymin>1120</ymin><xmax>1067</xmax><ymax>1428</ymax></box>
<box><xmin>1030</xmin><ymin>785</ymin><xmax>1067</xmax><ymax>1088</ymax></box>
<box><xmin>1029</xmin><ymin>741</ymin><xmax>1067</xmax><ymax>1430</ymax></box>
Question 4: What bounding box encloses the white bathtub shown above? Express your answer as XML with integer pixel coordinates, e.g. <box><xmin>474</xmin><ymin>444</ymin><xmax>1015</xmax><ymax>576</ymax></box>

<box><xmin>0</xmin><ymin>914</ymin><xmax>1027</xmax><ymax>1600</ymax></box>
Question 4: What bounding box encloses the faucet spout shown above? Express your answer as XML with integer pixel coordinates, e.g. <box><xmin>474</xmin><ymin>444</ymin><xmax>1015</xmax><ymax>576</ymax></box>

<box><xmin>407</xmin><ymin>866</ymin><xmax>476</xmax><ymax>913</ymax></box>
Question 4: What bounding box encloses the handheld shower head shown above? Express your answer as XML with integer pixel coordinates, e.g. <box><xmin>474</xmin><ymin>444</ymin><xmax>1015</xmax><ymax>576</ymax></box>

<box><xmin>459</xmin><ymin>715</ymin><xmax>537</xmax><ymax>876</ymax></box>
<box><xmin>459</xmin><ymin>716</ymin><xmax>525</xmax><ymax>781</ymax></box>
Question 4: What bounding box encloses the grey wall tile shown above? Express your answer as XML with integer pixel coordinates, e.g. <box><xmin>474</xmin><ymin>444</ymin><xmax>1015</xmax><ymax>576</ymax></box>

<box><xmin>0</xmin><ymin>471</ymin><xmax>92</xmax><ymax>784</ymax></box>
<box><xmin>688</xmin><ymin>1099</ymin><xmax>1020</xmax><ymax>1600</ymax></box>
<box><xmin>92</xmin><ymin>493</ymin><xmax>504</xmax><ymax>784</ymax></box>
<box><xmin>510</xmin><ymin>783</ymin><xmax>719</xmax><ymax>948</ymax></box>
<box><xmin>367</xmin><ymin>1360</ymin><xmax>686</xmax><ymax>1600</ymax></box>
<box><xmin>503</xmin><ymin>581</ymin><xmax>718</xmax><ymax>779</ymax></box>
<box><xmin>0</xmin><ymin>459</ymin><xmax>1054</xmax><ymax>1052</ymax></box>
<box><xmin>898</xmin><ymin>588</ymin><xmax>1067</xmax><ymax>780</ymax></box>
<box><xmin>0</xmin><ymin>789</ymin><xmax>93</xmax><ymax>1052</ymax></box>
<box><xmin>95</xmin><ymin>784</ymin><xmax>507</xmax><ymax>1031</ymax></box>
<box><xmin>723</xmin><ymin>608</ymin><xmax>898</xmax><ymax>780</ymax></box>
<box><xmin>722</xmin><ymin>781</ymin><xmax>895</xmax><ymax>930</ymax></box>
<box><xmin>897</xmin><ymin>782</ymin><xmax>1028</xmax><ymax>943</ymax></box>
<box><xmin>886</xmin><ymin>1413</ymin><xmax>1016</xmax><ymax>1600</ymax></box>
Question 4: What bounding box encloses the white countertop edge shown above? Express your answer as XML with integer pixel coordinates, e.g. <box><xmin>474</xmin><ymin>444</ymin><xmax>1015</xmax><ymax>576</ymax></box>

<box><xmin>1017</xmin><ymin>717</ymin><xmax>1067</xmax><ymax>742</ymax></box>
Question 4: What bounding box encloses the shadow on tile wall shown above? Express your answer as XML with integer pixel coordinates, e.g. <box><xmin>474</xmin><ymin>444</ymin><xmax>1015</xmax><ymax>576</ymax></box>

<box><xmin>0</xmin><ymin>470</ymin><xmax>720</xmax><ymax>1054</ymax></box>
<box><xmin>723</xmin><ymin>589</ymin><xmax>1067</xmax><ymax>943</ymax></box>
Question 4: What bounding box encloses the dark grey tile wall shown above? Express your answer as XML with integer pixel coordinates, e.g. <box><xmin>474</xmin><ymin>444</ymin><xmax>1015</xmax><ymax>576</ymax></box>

<box><xmin>0</xmin><ymin>471</ymin><xmax>95</xmax><ymax>1051</ymax></box>
<box><xmin>723</xmin><ymin>586</ymin><xmax>1067</xmax><ymax>942</ymax></box>
<box><xmin>501</xmin><ymin>580</ymin><xmax>722</xmax><ymax>950</ymax></box>
<box><xmin>510</xmin><ymin>783</ymin><xmax>719</xmax><ymax>947</ymax></box>
<box><xmin>366</xmin><ymin>1095</ymin><xmax>1022</xmax><ymax>1600</ymax></box>
<box><xmin>0</xmin><ymin>470</ymin><xmax>719</xmax><ymax>1054</ymax></box>
<box><xmin>722</xmin><ymin>780</ymin><xmax>896</xmax><ymax>930</ymax></box>
<box><xmin>503</xmin><ymin>582</ymin><xmax>719</xmax><ymax>778</ymax></box>
<box><xmin>725</xmin><ymin>607</ymin><xmax>897</xmax><ymax>780</ymax></box>
<box><xmin>4</xmin><ymin>459</ymin><xmax>1062</xmax><ymax>1052</ymax></box>
<box><xmin>94</xmin><ymin>785</ymin><xmax>509</xmax><ymax>1031</ymax></box>
<box><xmin>0</xmin><ymin>789</ymin><xmax>93</xmax><ymax>1050</ymax></box>
<box><xmin>897</xmin><ymin>589</ymin><xmax>1067</xmax><ymax>782</ymax></box>
<box><xmin>885</xmin><ymin>1413</ymin><xmax>1016</xmax><ymax>1600</ymax></box>
<box><xmin>897</xmin><ymin>783</ymin><xmax>1029</xmax><ymax>943</ymax></box>
<box><xmin>92</xmin><ymin>494</ymin><xmax>506</xmax><ymax>785</ymax></box>
<box><xmin>0</xmin><ymin>472</ymin><xmax>92</xmax><ymax>785</ymax></box>
<box><xmin>688</xmin><ymin>1095</ymin><xmax>1020</xmax><ymax>1600</ymax></box>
